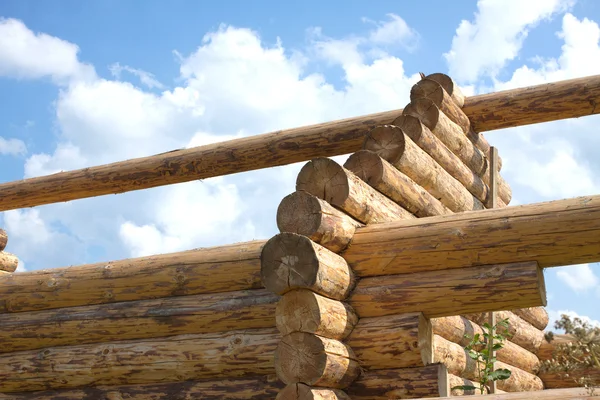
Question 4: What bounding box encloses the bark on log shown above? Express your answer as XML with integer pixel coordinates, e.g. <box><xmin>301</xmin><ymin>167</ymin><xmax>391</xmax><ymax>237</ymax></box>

<box><xmin>361</xmin><ymin>125</ymin><xmax>485</xmax><ymax>213</ymax></box>
<box><xmin>346</xmin><ymin>313</ymin><xmax>433</xmax><ymax>370</ymax></box>
<box><xmin>512</xmin><ymin>307</ymin><xmax>549</xmax><ymax>331</ymax></box>
<box><xmin>403</xmin><ymin>98</ymin><xmax>502</xmax><ymax>175</ymax></box>
<box><xmin>277</xmin><ymin>191</ymin><xmax>363</xmax><ymax>253</ymax></box>
<box><xmin>425</xmin><ymin>73</ymin><xmax>465</xmax><ymax>107</ymax></box>
<box><xmin>0</xmin><ymin>288</ymin><xmax>279</xmax><ymax>353</ymax></box>
<box><xmin>0</xmin><ymin>229</ymin><xmax>7</xmax><ymax>252</ymax></box>
<box><xmin>277</xmin><ymin>384</ymin><xmax>351</xmax><ymax>400</ymax></box>
<box><xmin>261</xmin><ymin>232</ymin><xmax>354</xmax><ymax>300</ymax></box>
<box><xmin>463</xmin><ymin>311</ymin><xmax>546</xmax><ymax>354</ymax></box>
<box><xmin>344</xmin><ymin>150</ymin><xmax>451</xmax><ymax>217</ymax></box>
<box><xmin>275</xmin><ymin>332</ymin><xmax>360</xmax><ymax>389</ymax></box>
<box><xmin>431</xmin><ymin>315</ymin><xmax>541</xmax><ymax>374</ymax></box>
<box><xmin>276</xmin><ymin>289</ymin><xmax>358</xmax><ymax>340</ymax></box>
<box><xmin>342</xmin><ymin>194</ymin><xmax>600</xmax><ymax>277</ymax></box>
<box><xmin>0</xmin><ymin>327</ymin><xmax>280</xmax><ymax>393</ymax></box>
<box><xmin>345</xmin><ymin>364</ymin><xmax>451</xmax><ymax>399</ymax></box>
<box><xmin>349</xmin><ymin>262</ymin><xmax>546</xmax><ymax>319</ymax></box>
<box><xmin>0</xmin><ymin>252</ymin><xmax>18</xmax><ymax>273</ymax></box>
<box><xmin>386</xmin><ymin>115</ymin><xmax>510</xmax><ymax>205</ymax></box>
<box><xmin>296</xmin><ymin>157</ymin><xmax>415</xmax><ymax>224</ymax></box>
<box><xmin>0</xmin><ymin>375</ymin><xmax>285</xmax><ymax>399</ymax></box>
<box><xmin>433</xmin><ymin>335</ymin><xmax>544</xmax><ymax>392</ymax></box>
<box><xmin>410</xmin><ymin>79</ymin><xmax>471</xmax><ymax>133</ymax></box>
<box><xmin>539</xmin><ymin>369</ymin><xmax>600</xmax><ymax>389</ymax></box>
<box><xmin>0</xmin><ymin>240</ymin><xmax>266</xmax><ymax>314</ymax></box>
<box><xmin>413</xmin><ymin>387</ymin><xmax>599</xmax><ymax>400</ymax></box>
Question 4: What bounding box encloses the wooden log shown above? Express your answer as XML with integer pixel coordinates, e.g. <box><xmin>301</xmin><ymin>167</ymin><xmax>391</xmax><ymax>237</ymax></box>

<box><xmin>0</xmin><ymin>240</ymin><xmax>266</xmax><ymax>314</ymax></box>
<box><xmin>403</xmin><ymin>98</ymin><xmax>502</xmax><ymax>175</ymax></box>
<box><xmin>512</xmin><ymin>307</ymin><xmax>549</xmax><ymax>331</ymax></box>
<box><xmin>349</xmin><ymin>262</ymin><xmax>546</xmax><ymax>319</ymax></box>
<box><xmin>425</xmin><ymin>73</ymin><xmax>465</xmax><ymax>107</ymax></box>
<box><xmin>0</xmin><ymin>288</ymin><xmax>279</xmax><ymax>353</ymax></box>
<box><xmin>277</xmin><ymin>191</ymin><xmax>362</xmax><ymax>253</ymax></box>
<box><xmin>463</xmin><ymin>311</ymin><xmax>546</xmax><ymax>355</ymax></box>
<box><xmin>0</xmin><ymin>375</ymin><xmax>286</xmax><ymax>399</ymax></box>
<box><xmin>275</xmin><ymin>332</ymin><xmax>360</xmax><ymax>389</ymax></box>
<box><xmin>385</xmin><ymin>115</ymin><xmax>510</xmax><ymax>205</ymax></box>
<box><xmin>413</xmin><ymin>387</ymin><xmax>600</xmax><ymax>400</ymax></box>
<box><xmin>539</xmin><ymin>368</ymin><xmax>600</xmax><ymax>389</ymax></box>
<box><xmin>537</xmin><ymin>334</ymin><xmax>574</xmax><ymax>361</ymax></box>
<box><xmin>277</xmin><ymin>384</ymin><xmax>351</xmax><ymax>400</ymax></box>
<box><xmin>296</xmin><ymin>157</ymin><xmax>415</xmax><ymax>224</ymax></box>
<box><xmin>433</xmin><ymin>335</ymin><xmax>544</xmax><ymax>392</ymax></box>
<box><xmin>431</xmin><ymin>315</ymin><xmax>541</xmax><ymax>374</ymax></box>
<box><xmin>411</xmin><ymin>78</ymin><xmax>471</xmax><ymax>133</ymax></box>
<box><xmin>0</xmin><ymin>229</ymin><xmax>7</xmax><ymax>252</ymax></box>
<box><xmin>448</xmin><ymin>374</ymin><xmax>507</xmax><ymax>395</ymax></box>
<box><xmin>260</xmin><ymin>232</ymin><xmax>354</xmax><ymax>300</ymax></box>
<box><xmin>361</xmin><ymin>125</ymin><xmax>485</xmax><ymax>213</ymax></box>
<box><xmin>276</xmin><ymin>289</ymin><xmax>358</xmax><ymax>340</ymax></box>
<box><xmin>0</xmin><ymin>252</ymin><xmax>18</xmax><ymax>273</ymax></box>
<box><xmin>346</xmin><ymin>313</ymin><xmax>434</xmax><ymax>370</ymax></box>
<box><xmin>342</xmin><ymin>194</ymin><xmax>600</xmax><ymax>277</ymax></box>
<box><xmin>344</xmin><ymin>150</ymin><xmax>451</xmax><ymax>217</ymax></box>
<box><xmin>345</xmin><ymin>364</ymin><xmax>451</xmax><ymax>399</ymax></box>
<box><xmin>0</xmin><ymin>327</ymin><xmax>280</xmax><ymax>393</ymax></box>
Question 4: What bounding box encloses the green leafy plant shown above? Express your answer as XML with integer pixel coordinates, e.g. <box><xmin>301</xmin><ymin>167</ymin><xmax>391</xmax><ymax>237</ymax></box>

<box><xmin>452</xmin><ymin>318</ymin><xmax>512</xmax><ymax>394</ymax></box>
<box><xmin>541</xmin><ymin>314</ymin><xmax>600</xmax><ymax>396</ymax></box>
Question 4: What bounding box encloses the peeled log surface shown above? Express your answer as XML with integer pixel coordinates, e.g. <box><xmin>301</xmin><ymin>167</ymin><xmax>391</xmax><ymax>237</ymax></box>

<box><xmin>261</xmin><ymin>232</ymin><xmax>354</xmax><ymax>300</ymax></box>
<box><xmin>415</xmin><ymin>387</ymin><xmax>598</xmax><ymax>400</ymax></box>
<box><xmin>346</xmin><ymin>313</ymin><xmax>433</xmax><ymax>370</ymax></box>
<box><xmin>539</xmin><ymin>368</ymin><xmax>600</xmax><ymax>389</ymax></box>
<box><xmin>277</xmin><ymin>191</ymin><xmax>363</xmax><ymax>253</ymax></box>
<box><xmin>425</xmin><ymin>73</ymin><xmax>465</xmax><ymax>107</ymax></box>
<box><xmin>296</xmin><ymin>157</ymin><xmax>415</xmax><ymax>224</ymax></box>
<box><xmin>0</xmin><ymin>240</ymin><xmax>265</xmax><ymax>314</ymax></box>
<box><xmin>0</xmin><ymin>252</ymin><xmax>18</xmax><ymax>273</ymax></box>
<box><xmin>344</xmin><ymin>151</ymin><xmax>451</xmax><ymax>217</ymax></box>
<box><xmin>276</xmin><ymin>289</ymin><xmax>358</xmax><ymax>340</ymax></box>
<box><xmin>431</xmin><ymin>315</ymin><xmax>541</xmax><ymax>374</ymax></box>
<box><xmin>403</xmin><ymin>98</ymin><xmax>502</xmax><ymax>175</ymax></box>
<box><xmin>463</xmin><ymin>311</ymin><xmax>545</xmax><ymax>354</ymax></box>
<box><xmin>0</xmin><ymin>375</ymin><xmax>285</xmax><ymax>399</ymax></box>
<box><xmin>512</xmin><ymin>307</ymin><xmax>549</xmax><ymax>331</ymax></box>
<box><xmin>275</xmin><ymin>332</ymin><xmax>360</xmax><ymax>389</ymax></box>
<box><xmin>0</xmin><ymin>229</ymin><xmax>7</xmax><ymax>252</ymax></box>
<box><xmin>411</xmin><ymin>79</ymin><xmax>471</xmax><ymax>134</ymax></box>
<box><xmin>0</xmin><ymin>288</ymin><xmax>278</xmax><ymax>353</ymax></box>
<box><xmin>388</xmin><ymin>115</ymin><xmax>510</xmax><ymax>205</ymax></box>
<box><xmin>433</xmin><ymin>335</ymin><xmax>544</xmax><ymax>392</ymax></box>
<box><xmin>277</xmin><ymin>384</ymin><xmax>351</xmax><ymax>400</ymax></box>
<box><xmin>342</xmin><ymin>194</ymin><xmax>600</xmax><ymax>277</ymax></box>
<box><xmin>349</xmin><ymin>262</ymin><xmax>546</xmax><ymax>319</ymax></box>
<box><xmin>0</xmin><ymin>327</ymin><xmax>279</xmax><ymax>393</ymax></box>
<box><xmin>362</xmin><ymin>125</ymin><xmax>485</xmax><ymax>213</ymax></box>
<box><xmin>345</xmin><ymin>364</ymin><xmax>450</xmax><ymax>400</ymax></box>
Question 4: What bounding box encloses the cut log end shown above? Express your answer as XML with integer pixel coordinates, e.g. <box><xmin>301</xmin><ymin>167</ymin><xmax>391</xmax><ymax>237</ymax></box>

<box><xmin>275</xmin><ymin>332</ymin><xmax>360</xmax><ymax>389</ymax></box>
<box><xmin>0</xmin><ymin>229</ymin><xmax>7</xmax><ymax>252</ymax></box>
<box><xmin>296</xmin><ymin>158</ymin><xmax>349</xmax><ymax>207</ymax></box>
<box><xmin>403</xmin><ymin>98</ymin><xmax>441</xmax><ymax>131</ymax></box>
<box><xmin>391</xmin><ymin>115</ymin><xmax>425</xmax><ymax>144</ymax></box>
<box><xmin>343</xmin><ymin>150</ymin><xmax>385</xmax><ymax>187</ymax></box>
<box><xmin>363</xmin><ymin>125</ymin><xmax>406</xmax><ymax>164</ymax></box>
<box><xmin>260</xmin><ymin>233</ymin><xmax>354</xmax><ymax>300</ymax></box>
<box><xmin>411</xmin><ymin>79</ymin><xmax>471</xmax><ymax>133</ymax></box>
<box><xmin>276</xmin><ymin>384</ymin><xmax>351</xmax><ymax>400</ymax></box>
<box><xmin>0</xmin><ymin>252</ymin><xmax>18</xmax><ymax>273</ymax></box>
<box><xmin>426</xmin><ymin>72</ymin><xmax>466</xmax><ymax>108</ymax></box>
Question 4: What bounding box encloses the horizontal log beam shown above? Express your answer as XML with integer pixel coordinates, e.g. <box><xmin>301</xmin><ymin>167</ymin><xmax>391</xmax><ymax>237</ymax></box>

<box><xmin>342</xmin><ymin>194</ymin><xmax>600</xmax><ymax>276</ymax></box>
<box><xmin>0</xmin><ymin>74</ymin><xmax>599</xmax><ymax>211</ymax></box>
<box><xmin>411</xmin><ymin>387</ymin><xmax>597</xmax><ymax>399</ymax></box>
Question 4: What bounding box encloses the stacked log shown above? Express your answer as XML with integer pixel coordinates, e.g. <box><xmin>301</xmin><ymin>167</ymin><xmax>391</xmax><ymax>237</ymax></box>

<box><xmin>0</xmin><ymin>229</ymin><xmax>18</xmax><ymax>274</ymax></box>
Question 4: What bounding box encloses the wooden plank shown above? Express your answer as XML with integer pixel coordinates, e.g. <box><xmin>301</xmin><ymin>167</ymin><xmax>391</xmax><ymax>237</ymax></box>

<box><xmin>410</xmin><ymin>387</ymin><xmax>597</xmax><ymax>399</ymax></box>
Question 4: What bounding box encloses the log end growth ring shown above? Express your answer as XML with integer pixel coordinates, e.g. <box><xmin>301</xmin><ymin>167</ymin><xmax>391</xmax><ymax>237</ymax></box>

<box><xmin>363</xmin><ymin>125</ymin><xmax>406</xmax><ymax>164</ymax></box>
<box><xmin>296</xmin><ymin>158</ymin><xmax>349</xmax><ymax>207</ymax></box>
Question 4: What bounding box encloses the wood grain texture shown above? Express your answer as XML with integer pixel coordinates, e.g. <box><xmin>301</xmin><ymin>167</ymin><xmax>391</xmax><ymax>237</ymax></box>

<box><xmin>349</xmin><ymin>262</ymin><xmax>546</xmax><ymax>319</ymax></box>
<box><xmin>0</xmin><ymin>375</ymin><xmax>285</xmax><ymax>399</ymax></box>
<box><xmin>0</xmin><ymin>240</ymin><xmax>265</xmax><ymax>314</ymax></box>
<box><xmin>433</xmin><ymin>335</ymin><xmax>544</xmax><ymax>392</ymax></box>
<box><xmin>344</xmin><ymin>150</ymin><xmax>451</xmax><ymax>217</ymax></box>
<box><xmin>277</xmin><ymin>191</ymin><xmax>363</xmax><ymax>253</ymax></box>
<box><xmin>0</xmin><ymin>252</ymin><xmax>18</xmax><ymax>273</ymax></box>
<box><xmin>296</xmin><ymin>157</ymin><xmax>415</xmax><ymax>224</ymax></box>
<box><xmin>277</xmin><ymin>384</ymin><xmax>351</xmax><ymax>400</ymax></box>
<box><xmin>425</xmin><ymin>73</ymin><xmax>465</xmax><ymax>107</ymax></box>
<box><xmin>0</xmin><ymin>327</ymin><xmax>280</xmax><ymax>393</ymax></box>
<box><xmin>0</xmin><ymin>288</ymin><xmax>278</xmax><ymax>353</ymax></box>
<box><xmin>362</xmin><ymin>125</ymin><xmax>485</xmax><ymax>213</ymax></box>
<box><xmin>260</xmin><ymin>232</ymin><xmax>354</xmax><ymax>300</ymax></box>
<box><xmin>410</xmin><ymin>79</ymin><xmax>471</xmax><ymax>133</ymax></box>
<box><xmin>346</xmin><ymin>313</ymin><xmax>433</xmax><ymax>371</ymax></box>
<box><xmin>412</xmin><ymin>387</ymin><xmax>599</xmax><ymax>400</ymax></box>
<box><xmin>342</xmin><ymin>194</ymin><xmax>600</xmax><ymax>277</ymax></box>
<box><xmin>512</xmin><ymin>307</ymin><xmax>549</xmax><ymax>331</ymax></box>
<box><xmin>0</xmin><ymin>229</ymin><xmax>7</xmax><ymax>252</ymax></box>
<box><xmin>276</xmin><ymin>289</ymin><xmax>358</xmax><ymax>340</ymax></box>
<box><xmin>275</xmin><ymin>332</ymin><xmax>360</xmax><ymax>389</ymax></box>
<box><xmin>345</xmin><ymin>364</ymin><xmax>450</xmax><ymax>400</ymax></box>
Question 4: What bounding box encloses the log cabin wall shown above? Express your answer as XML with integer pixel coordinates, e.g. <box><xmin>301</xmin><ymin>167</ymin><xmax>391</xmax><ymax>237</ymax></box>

<box><xmin>0</xmin><ymin>73</ymin><xmax>594</xmax><ymax>399</ymax></box>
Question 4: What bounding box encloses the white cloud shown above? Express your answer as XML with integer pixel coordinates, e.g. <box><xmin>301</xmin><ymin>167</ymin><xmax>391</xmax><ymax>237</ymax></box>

<box><xmin>109</xmin><ymin>62</ymin><xmax>166</xmax><ymax>90</ymax></box>
<box><xmin>556</xmin><ymin>264</ymin><xmax>600</xmax><ymax>293</ymax></box>
<box><xmin>0</xmin><ymin>137</ymin><xmax>26</xmax><ymax>156</ymax></box>
<box><xmin>365</xmin><ymin>14</ymin><xmax>419</xmax><ymax>49</ymax></box>
<box><xmin>445</xmin><ymin>0</ymin><xmax>574</xmax><ymax>83</ymax></box>
<box><xmin>546</xmin><ymin>309</ymin><xmax>600</xmax><ymax>332</ymax></box>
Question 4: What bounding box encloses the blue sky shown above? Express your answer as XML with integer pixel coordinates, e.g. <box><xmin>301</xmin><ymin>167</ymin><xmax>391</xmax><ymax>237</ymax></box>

<box><xmin>0</xmin><ymin>0</ymin><xmax>599</xmax><ymax>330</ymax></box>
